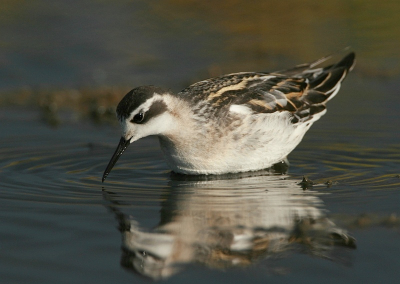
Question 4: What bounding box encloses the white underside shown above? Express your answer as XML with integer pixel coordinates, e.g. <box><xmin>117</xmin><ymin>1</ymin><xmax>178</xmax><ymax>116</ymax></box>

<box><xmin>158</xmin><ymin>109</ymin><xmax>326</xmax><ymax>175</ymax></box>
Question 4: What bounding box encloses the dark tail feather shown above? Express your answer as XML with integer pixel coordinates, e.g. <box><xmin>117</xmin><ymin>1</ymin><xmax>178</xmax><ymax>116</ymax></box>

<box><xmin>332</xmin><ymin>52</ymin><xmax>356</xmax><ymax>71</ymax></box>
<box><xmin>277</xmin><ymin>51</ymin><xmax>356</xmax><ymax>77</ymax></box>
<box><xmin>289</xmin><ymin>52</ymin><xmax>355</xmax><ymax>123</ymax></box>
<box><xmin>307</xmin><ymin>52</ymin><xmax>356</xmax><ymax>101</ymax></box>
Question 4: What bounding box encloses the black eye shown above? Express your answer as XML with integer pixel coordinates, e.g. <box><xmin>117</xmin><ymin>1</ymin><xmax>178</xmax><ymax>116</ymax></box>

<box><xmin>132</xmin><ymin>112</ymin><xmax>144</xmax><ymax>123</ymax></box>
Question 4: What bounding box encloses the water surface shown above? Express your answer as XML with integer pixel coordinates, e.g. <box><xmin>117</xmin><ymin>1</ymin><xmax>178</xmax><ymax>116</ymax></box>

<box><xmin>1</xmin><ymin>103</ymin><xmax>399</xmax><ymax>283</ymax></box>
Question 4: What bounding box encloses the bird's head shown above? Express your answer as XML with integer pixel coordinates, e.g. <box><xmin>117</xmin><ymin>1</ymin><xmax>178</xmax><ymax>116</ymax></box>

<box><xmin>102</xmin><ymin>86</ymin><xmax>175</xmax><ymax>182</ymax></box>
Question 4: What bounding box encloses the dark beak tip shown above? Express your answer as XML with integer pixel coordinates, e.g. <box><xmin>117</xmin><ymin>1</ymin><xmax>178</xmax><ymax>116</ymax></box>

<box><xmin>101</xmin><ymin>137</ymin><xmax>131</xmax><ymax>183</ymax></box>
<box><xmin>102</xmin><ymin>171</ymin><xmax>109</xmax><ymax>183</ymax></box>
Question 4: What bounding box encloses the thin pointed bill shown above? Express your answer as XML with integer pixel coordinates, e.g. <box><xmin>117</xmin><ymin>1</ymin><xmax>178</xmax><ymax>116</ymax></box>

<box><xmin>102</xmin><ymin>137</ymin><xmax>131</xmax><ymax>182</ymax></box>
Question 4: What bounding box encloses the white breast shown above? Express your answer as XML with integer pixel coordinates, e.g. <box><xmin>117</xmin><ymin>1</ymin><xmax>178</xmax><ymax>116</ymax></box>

<box><xmin>158</xmin><ymin>109</ymin><xmax>318</xmax><ymax>175</ymax></box>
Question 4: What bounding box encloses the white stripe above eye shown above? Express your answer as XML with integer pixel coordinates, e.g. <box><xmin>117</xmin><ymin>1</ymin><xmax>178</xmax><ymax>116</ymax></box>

<box><xmin>128</xmin><ymin>94</ymin><xmax>163</xmax><ymax>119</ymax></box>
<box><xmin>229</xmin><ymin>104</ymin><xmax>253</xmax><ymax>115</ymax></box>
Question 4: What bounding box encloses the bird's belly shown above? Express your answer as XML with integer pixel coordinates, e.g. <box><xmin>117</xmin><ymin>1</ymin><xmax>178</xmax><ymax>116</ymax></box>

<box><xmin>160</xmin><ymin>144</ymin><xmax>289</xmax><ymax>175</ymax></box>
<box><xmin>158</xmin><ymin>119</ymin><xmax>311</xmax><ymax>175</ymax></box>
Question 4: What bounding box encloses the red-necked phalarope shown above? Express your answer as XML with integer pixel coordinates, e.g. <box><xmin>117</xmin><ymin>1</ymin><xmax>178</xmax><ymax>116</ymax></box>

<box><xmin>102</xmin><ymin>52</ymin><xmax>355</xmax><ymax>181</ymax></box>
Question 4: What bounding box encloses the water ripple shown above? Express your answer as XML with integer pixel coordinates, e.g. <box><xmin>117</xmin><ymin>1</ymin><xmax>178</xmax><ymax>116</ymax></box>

<box><xmin>0</xmin><ymin>132</ymin><xmax>399</xmax><ymax>210</ymax></box>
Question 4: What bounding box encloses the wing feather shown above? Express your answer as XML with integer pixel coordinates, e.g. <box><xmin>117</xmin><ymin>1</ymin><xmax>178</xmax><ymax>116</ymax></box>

<box><xmin>179</xmin><ymin>52</ymin><xmax>355</xmax><ymax>124</ymax></box>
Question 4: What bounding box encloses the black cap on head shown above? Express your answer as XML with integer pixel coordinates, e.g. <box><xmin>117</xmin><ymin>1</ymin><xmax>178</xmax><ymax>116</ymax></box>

<box><xmin>116</xmin><ymin>86</ymin><xmax>167</xmax><ymax>121</ymax></box>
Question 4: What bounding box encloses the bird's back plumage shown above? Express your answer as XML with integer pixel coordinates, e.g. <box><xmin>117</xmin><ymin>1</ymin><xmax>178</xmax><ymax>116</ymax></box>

<box><xmin>178</xmin><ymin>52</ymin><xmax>355</xmax><ymax>125</ymax></box>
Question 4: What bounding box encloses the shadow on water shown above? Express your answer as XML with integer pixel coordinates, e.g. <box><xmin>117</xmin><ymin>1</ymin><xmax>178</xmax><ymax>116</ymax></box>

<box><xmin>103</xmin><ymin>171</ymin><xmax>356</xmax><ymax>280</ymax></box>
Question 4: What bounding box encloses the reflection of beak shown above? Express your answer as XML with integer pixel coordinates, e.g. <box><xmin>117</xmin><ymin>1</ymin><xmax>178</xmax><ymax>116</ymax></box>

<box><xmin>102</xmin><ymin>137</ymin><xmax>131</xmax><ymax>182</ymax></box>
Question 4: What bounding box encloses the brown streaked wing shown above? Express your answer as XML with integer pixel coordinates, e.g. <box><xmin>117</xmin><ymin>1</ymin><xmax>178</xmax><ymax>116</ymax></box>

<box><xmin>178</xmin><ymin>52</ymin><xmax>355</xmax><ymax>124</ymax></box>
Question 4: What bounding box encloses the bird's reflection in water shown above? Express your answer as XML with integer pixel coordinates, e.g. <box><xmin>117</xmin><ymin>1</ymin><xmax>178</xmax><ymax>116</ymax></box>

<box><xmin>103</xmin><ymin>171</ymin><xmax>356</xmax><ymax>280</ymax></box>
